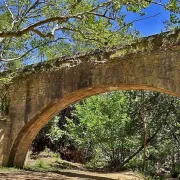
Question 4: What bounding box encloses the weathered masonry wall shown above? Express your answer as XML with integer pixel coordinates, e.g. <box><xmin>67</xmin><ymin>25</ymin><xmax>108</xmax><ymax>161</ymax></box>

<box><xmin>0</xmin><ymin>117</ymin><xmax>11</xmax><ymax>166</ymax></box>
<box><xmin>0</xmin><ymin>29</ymin><xmax>180</xmax><ymax>167</ymax></box>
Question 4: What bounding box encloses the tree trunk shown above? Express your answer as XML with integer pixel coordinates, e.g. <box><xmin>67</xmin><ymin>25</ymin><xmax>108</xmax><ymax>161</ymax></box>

<box><xmin>113</xmin><ymin>127</ymin><xmax>160</xmax><ymax>172</ymax></box>
<box><xmin>140</xmin><ymin>91</ymin><xmax>148</xmax><ymax>172</ymax></box>
<box><xmin>113</xmin><ymin>107</ymin><xmax>171</xmax><ymax>172</ymax></box>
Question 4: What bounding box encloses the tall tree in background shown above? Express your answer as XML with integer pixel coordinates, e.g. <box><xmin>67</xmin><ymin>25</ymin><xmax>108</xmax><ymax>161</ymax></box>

<box><xmin>65</xmin><ymin>91</ymin><xmax>180</xmax><ymax>171</ymax></box>
<box><xmin>0</xmin><ymin>0</ymin><xmax>179</xmax><ymax>70</ymax></box>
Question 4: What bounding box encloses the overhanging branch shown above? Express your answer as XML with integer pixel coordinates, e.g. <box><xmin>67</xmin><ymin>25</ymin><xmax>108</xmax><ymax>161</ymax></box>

<box><xmin>0</xmin><ymin>37</ymin><xmax>68</xmax><ymax>62</ymax></box>
<box><xmin>0</xmin><ymin>1</ymin><xmax>113</xmax><ymax>38</ymax></box>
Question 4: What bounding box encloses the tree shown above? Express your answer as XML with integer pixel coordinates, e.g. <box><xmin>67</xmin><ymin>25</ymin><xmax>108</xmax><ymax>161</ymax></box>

<box><xmin>32</xmin><ymin>105</ymin><xmax>75</xmax><ymax>153</ymax></box>
<box><xmin>0</xmin><ymin>0</ymin><xmax>179</xmax><ymax>70</ymax></box>
<box><xmin>65</xmin><ymin>90</ymin><xmax>180</xmax><ymax>173</ymax></box>
<box><xmin>66</xmin><ymin>91</ymin><xmax>139</xmax><ymax>168</ymax></box>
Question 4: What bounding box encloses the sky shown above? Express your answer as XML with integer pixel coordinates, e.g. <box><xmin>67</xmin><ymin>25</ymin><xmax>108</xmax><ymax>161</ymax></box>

<box><xmin>125</xmin><ymin>1</ymin><xmax>171</xmax><ymax>36</ymax></box>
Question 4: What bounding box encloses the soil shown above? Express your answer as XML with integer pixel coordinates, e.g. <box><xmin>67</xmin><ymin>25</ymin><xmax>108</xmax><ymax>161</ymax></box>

<box><xmin>0</xmin><ymin>151</ymin><xmax>145</xmax><ymax>180</ymax></box>
<box><xmin>0</xmin><ymin>169</ymin><xmax>144</xmax><ymax>180</ymax></box>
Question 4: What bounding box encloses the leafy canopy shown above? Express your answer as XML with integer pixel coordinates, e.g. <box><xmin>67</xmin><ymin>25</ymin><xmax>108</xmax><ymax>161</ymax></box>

<box><xmin>65</xmin><ymin>91</ymin><xmax>180</xmax><ymax>170</ymax></box>
<box><xmin>0</xmin><ymin>0</ymin><xmax>179</xmax><ymax>69</ymax></box>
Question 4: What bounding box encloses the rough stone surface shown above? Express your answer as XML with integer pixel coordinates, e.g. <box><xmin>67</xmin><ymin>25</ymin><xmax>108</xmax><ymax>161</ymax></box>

<box><xmin>0</xmin><ymin>30</ymin><xmax>180</xmax><ymax>168</ymax></box>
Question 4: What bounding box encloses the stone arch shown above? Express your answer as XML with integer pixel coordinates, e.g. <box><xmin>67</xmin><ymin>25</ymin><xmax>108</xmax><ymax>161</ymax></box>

<box><xmin>0</xmin><ymin>30</ymin><xmax>179</xmax><ymax>167</ymax></box>
<box><xmin>8</xmin><ymin>85</ymin><xmax>179</xmax><ymax>168</ymax></box>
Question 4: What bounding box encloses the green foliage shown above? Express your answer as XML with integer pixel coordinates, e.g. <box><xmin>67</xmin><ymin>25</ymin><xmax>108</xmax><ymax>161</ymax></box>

<box><xmin>64</xmin><ymin>90</ymin><xmax>180</xmax><ymax>174</ymax></box>
<box><xmin>0</xmin><ymin>12</ymin><xmax>12</xmax><ymax>30</ymax></box>
<box><xmin>47</xmin><ymin>116</ymin><xmax>65</xmax><ymax>144</ymax></box>
<box><xmin>66</xmin><ymin>91</ymin><xmax>140</xmax><ymax>168</ymax></box>
<box><xmin>167</xmin><ymin>0</ymin><xmax>180</xmax><ymax>12</ymax></box>
<box><xmin>164</xmin><ymin>13</ymin><xmax>180</xmax><ymax>30</ymax></box>
<box><xmin>34</xmin><ymin>159</ymin><xmax>49</xmax><ymax>169</ymax></box>
<box><xmin>31</xmin><ymin>116</ymin><xmax>67</xmax><ymax>153</ymax></box>
<box><xmin>0</xmin><ymin>0</ymin><xmax>179</xmax><ymax>69</ymax></box>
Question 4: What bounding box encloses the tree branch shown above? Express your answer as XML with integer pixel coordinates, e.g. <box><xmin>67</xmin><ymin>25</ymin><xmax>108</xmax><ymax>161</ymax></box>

<box><xmin>86</xmin><ymin>12</ymin><xmax>116</xmax><ymax>20</ymax></box>
<box><xmin>3</xmin><ymin>0</ymin><xmax>15</xmax><ymax>21</ymax></box>
<box><xmin>106</xmin><ymin>13</ymin><xmax>161</xmax><ymax>43</ymax></box>
<box><xmin>0</xmin><ymin>0</ymin><xmax>113</xmax><ymax>38</ymax></box>
<box><xmin>70</xmin><ymin>0</ymin><xmax>82</xmax><ymax>10</ymax></box>
<box><xmin>51</xmin><ymin>26</ymin><xmax>104</xmax><ymax>44</ymax></box>
<box><xmin>0</xmin><ymin>16</ymin><xmax>69</xmax><ymax>38</ymax></box>
<box><xmin>18</xmin><ymin>0</ymin><xmax>41</xmax><ymax>27</ymax></box>
<box><xmin>31</xmin><ymin>29</ymin><xmax>54</xmax><ymax>38</ymax></box>
<box><xmin>23</xmin><ymin>0</ymin><xmax>40</xmax><ymax>16</ymax></box>
<box><xmin>145</xmin><ymin>0</ymin><xmax>180</xmax><ymax>12</ymax></box>
<box><xmin>0</xmin><ymin>37</ymin><xmax>68</xmax><ymax>62</ymax></box>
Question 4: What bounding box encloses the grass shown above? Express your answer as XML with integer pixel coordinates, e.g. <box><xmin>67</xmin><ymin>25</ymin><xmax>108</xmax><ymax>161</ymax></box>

<box><xmin>0</xmin><ymin>166</ymin><xmax>22</xmax><ymax>172</ymax></box>
<box><xmin>25</xmin><ymin>148</ymin><xmax>85</xmax><ymax>172</ymax></box>
<box><xmin>25</xmin><ymin>159</ymin><xmax>51</xmax><ymax>171</ymax></box>
<box><xmin>25</xmin><ymin>157</ymin><xmax>84</xmax><ymax>172</ymax></box>
<box><xmin>25</xmin><ymin>148</ymin><xmax>59</xmax><ymax>171</ymax></box>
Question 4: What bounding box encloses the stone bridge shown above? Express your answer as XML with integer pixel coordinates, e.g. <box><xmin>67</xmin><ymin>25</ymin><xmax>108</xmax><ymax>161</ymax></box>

<box><xmin>0</xmin><ymin>30</ymin><xmax>180</xmax><ymax>168</ymax></box>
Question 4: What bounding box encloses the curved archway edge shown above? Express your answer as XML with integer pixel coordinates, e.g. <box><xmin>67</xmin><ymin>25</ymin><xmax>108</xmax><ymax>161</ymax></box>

<box><xmin>8</xmin><ymin>84</ymin><xmax>180</xmax><ymax>167</ymax></box>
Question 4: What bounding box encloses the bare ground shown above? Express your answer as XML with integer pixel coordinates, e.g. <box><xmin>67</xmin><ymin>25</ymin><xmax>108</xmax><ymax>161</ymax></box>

<box><xmin>0</xmin><ymin>151</ymin><xmax>145</xmax><ymax>180</ymax></box>
<box><xmin>0</xmin><ymin>169</ymin><xmax>145</xmax><ymax>180</ymax></box>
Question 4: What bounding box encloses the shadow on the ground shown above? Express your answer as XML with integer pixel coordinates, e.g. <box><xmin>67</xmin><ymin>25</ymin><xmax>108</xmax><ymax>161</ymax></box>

<box><xmin>26</xmin><ymin>168</ymin><xmax>142</xmax><ymax>180</ymax></box>
<box><xmin>0</xmin><ymin>171</ymin><xmax>71</xmax><ymax>180</ymax></box>
<box><xmin>50</xmin><ymin>170</ymin><xmax>115</xmax><ymax>180</ymax></box>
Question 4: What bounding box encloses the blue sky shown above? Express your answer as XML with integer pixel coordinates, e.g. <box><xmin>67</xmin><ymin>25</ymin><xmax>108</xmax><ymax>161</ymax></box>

<box><xmin>125</xmin><ymin>1</ymin><xmax>170</xmax><ymax>36</ymax></box>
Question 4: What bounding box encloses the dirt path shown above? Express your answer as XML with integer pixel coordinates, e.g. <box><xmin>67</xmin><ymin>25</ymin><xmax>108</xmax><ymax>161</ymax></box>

<box><xmin>54</xmin><ymin>169</ymin><xmax>144</xmax><ymax>179</ymax></box>
<box><xmin>0</xmin><ymin>169</ymin><xmax>144</xmax><ymax>180</ymax></box>
<box><xmin>0</xmin><ymin>170</ymin><xmax>74</xmax><ymax>180</ymax></box>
